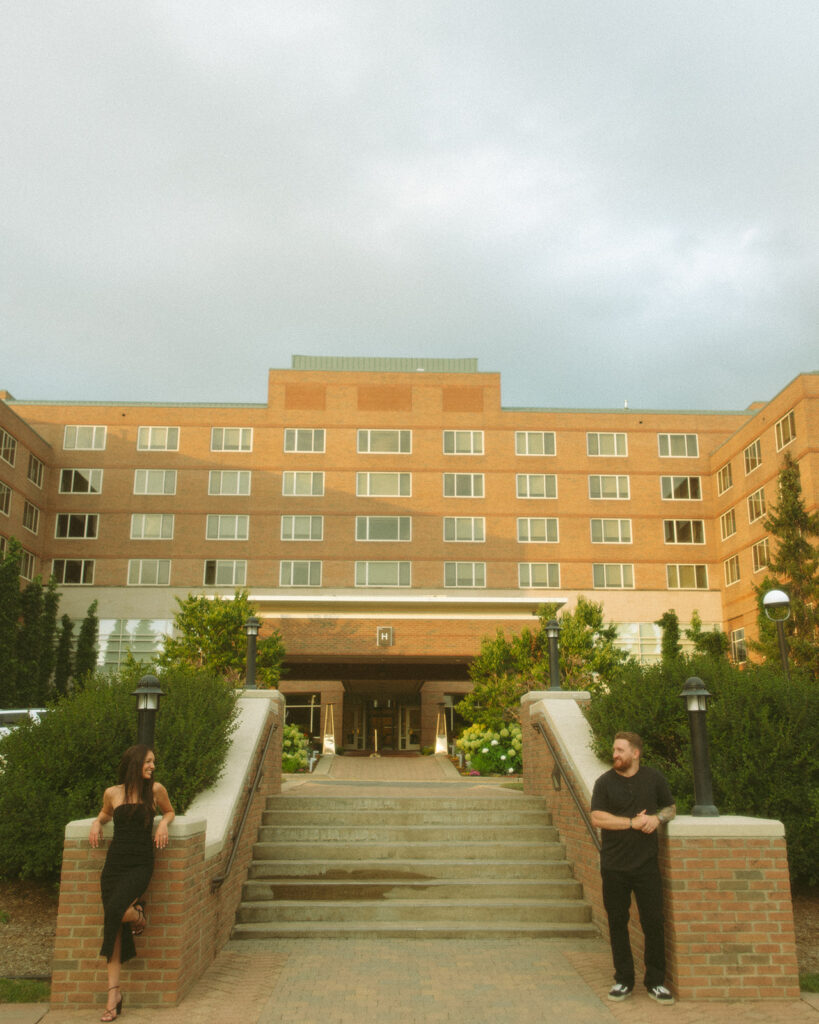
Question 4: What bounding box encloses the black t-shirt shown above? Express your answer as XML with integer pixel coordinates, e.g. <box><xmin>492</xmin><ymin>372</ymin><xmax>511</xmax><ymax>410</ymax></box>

<box><xmin>591</xmin><ymin>765</ymin><xmax>673</xmax><ymax>871</ymax></box>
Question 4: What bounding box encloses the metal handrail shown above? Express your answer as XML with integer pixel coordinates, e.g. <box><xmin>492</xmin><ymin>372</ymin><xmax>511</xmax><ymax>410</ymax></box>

<box><xmin>210</xmin><ymin>718</ymin><xmax>279</xmax><ymax>893</ymax></box>
<box><xmin>532</xmin><ymin>719</ymin><xmax>601</xmax><ymax>852</ymax></box>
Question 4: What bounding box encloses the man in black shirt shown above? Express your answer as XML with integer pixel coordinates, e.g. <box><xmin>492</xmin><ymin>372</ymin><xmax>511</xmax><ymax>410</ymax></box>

<box><xmin>590</xmin><ymin>731</ymin><xmax>676</xmax><ymax>1005</ymax></box>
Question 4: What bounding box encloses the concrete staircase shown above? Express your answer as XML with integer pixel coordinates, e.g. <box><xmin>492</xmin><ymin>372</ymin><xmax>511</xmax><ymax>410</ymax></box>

<box><xmin>231</xmin><ymin>794</ymin><xmax>598</xmax><ymax>940</ymax></box>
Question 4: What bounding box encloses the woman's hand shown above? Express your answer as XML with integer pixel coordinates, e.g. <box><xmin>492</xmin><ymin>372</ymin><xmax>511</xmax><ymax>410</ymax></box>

<box><xmin>154</xmin><ymin>820</ymin><xmax>169</xmax><ymax>850</ymax></box>
<box><xmin>89</xmin><ymin>820</ymin><xmax>104</xmax><ymax>848</ymax></box>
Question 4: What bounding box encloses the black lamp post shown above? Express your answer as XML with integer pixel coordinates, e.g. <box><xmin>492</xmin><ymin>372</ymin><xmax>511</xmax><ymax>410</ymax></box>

<box><xmin>680</xmin><ymin>676</ymin><xmax>719</xmax><ymax>817</ymax></box>
<box><xmin>131</xmin><ymin>674</ymin><xmax>165</xmax><ymax>749</ymax></box>
<box><xmin>545</xmin><ymin>619</ymin><xmax>562</xmax><ymax>691</ymax></box>
<box><xmin>762</xmin><ymin>589</ymin><xmax>791</xmax><ymax>679</ymax></box>
<box><xmin>244</xmin><ymin>616</ymin><xmax>260</xmax><ymax>690</ymax></box>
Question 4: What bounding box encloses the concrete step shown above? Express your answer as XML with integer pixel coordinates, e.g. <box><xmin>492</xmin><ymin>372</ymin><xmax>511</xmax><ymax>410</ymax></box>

<box><xmin>246</xmin><ymin>858</ymin><xmax>574</xmax><ymax>880</ymax></box>
<box><xmin>241</xmin><ymin>877</ymin><xmax>583</xmax><ymax>902</ymax></box>
<box><xmin>235</xmin><ymin>897</ymin><xmax>592</xmax><ymax>925</ymax></box>
<box><xmin>255</xmin><ymin>823</ymin><xmax>559</xmax><ymax>843</ymax></box>
<box><xmin>252</xmin><ymin>840</ymin><xmax>566</xmax><ymax>861</ymax></box>
<box><xmin>263</xmin><ymin>808</ymin><xmax>551</xmax><ymax>826</ymax></box>
<box><xmin>231</xmin><ymin>920</ymin><xmax>600</xmax><ymax>941</ymax></box>
<box><xmin>266</xmin><ymin>796</ymin><xmax>548</xmax><ymax>811</ymax></box>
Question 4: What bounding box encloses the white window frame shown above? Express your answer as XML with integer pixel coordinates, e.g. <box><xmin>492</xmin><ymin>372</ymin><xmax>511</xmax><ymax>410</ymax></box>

<box><xmin>130</xmin><ymin>514</ymin><xmax>174</xmax><ymax>540</ymax></box>
<box><xmin>666</xmin><ymin>564</ymin><xmax>709</xmax><ymax>590</ymax></box>
<box><xmin>280</xmin><ymin>560</ymin><xmax>322</xmax><ymax>587</ymax></box>
<box><xmin>775</xmin><ymin>410</ymin><xmax>796</xmax><ymax>451</ymax></box>
<box><xmin>444</xmin><ymin>562</ymin><xmax>486</xmax><ymax>588</ymax></box>
<box><xmin>0</xmin><ymin>428</ymin><xmax>16</xmax><ymax>467</ymax></box>
<box><xmin>60</xmin><ymin>469</ymin><xmax>103</xmax><ymax>494</ymax></box>
<box><xmin>281</xmin><ymin>515</ymin><xmax>324</xmax><ymax>541</ymax></box>
<box><xmin>284</xmin><ymin>428</ymin><xmax>325</xmax><ymax>453</ymax></box>
<box><xmin>27</xmin><ymin>454</ymin><xmax>44</xmax><ymax>488</ymax></box>
<box><xmin>128</xmin><ymin>559</ymin><xmax>171</xmax><ymax>586</ymax></box>
<box><xmin>517</xmin><ymin>518</ymin><xmax>558</xmax><ymax>543</ymax></box>
<box><xmin>661</xmin><ymin>476</ymin><xmax>701</xmax><ymax>501</ymax></box>
<box><xmin>443</xmin><ymin>517</ymin><xmax>485</xmax><ymax>542</ymax></box>
<box><xmin>743</xmin><ymin>439</ymin><xmax>762</xmax><ymax>475</ymax></box>
<box><xmin>20</xmin><ymin>550</ymin><xmax>36</xmax><ymax>581</ymax></box>
<box><xmin>52</xmin><ymin>558</ymin><xmax>95</xmax><ymax>585</ymax></box>
<box><xmin>56</xmin><ymin>513</ymin><xmax>99</xmax><ymax>540</ymax></box>
<box><xmin>747</xmin><ymin>487</ymin><xmax>766</xmax><ymax>524</ymax></box>
<box><xmin>22</xmin><ymin>501</ymin><xmax>39</xmax><ymax>535</ymax></box>
<box><xmin>443</xmin><ymin>430</ymin><xmax>483</xmax><ymax>455</ymax></box>
<box><xmin>658</xmin><ymin>433</ymin><xmax>698</xmax><ymax>457</ymax></box>
<box><xmin>208</xmin><ymin>470</ymin><xmax>251</xmax><ymax>496</ymax></box>
<box><xmin>206</xmin><ymin>514</ymin><xmax>249</xmax><ymax>541</ymax></box>
<box><xmin>730</xmin><ymin>628</ymin><xmax>747</xmax><ymax>664</ymax></box>
<box><xmin>355</xmin><ymin>561</ymin><xmax>411</xmax><ymax>587</ymax></box>
<box><xmin>283</xmin><ymin>471</ymin><xmax>325</xmax><ymax>496</ymax></box>
<box><xmin>719</xmin><ymin>509</ymin><xmax>736</xmax><ymax>541</ymax></box>
<box><xmin>724</xmin><ymin>554</ymin><xmax>741</xmax><ymax>587</ymax></box>
<box><xmin>516</xmin><ymin>431</ymin><xmax>556</xmax><ymax>456</ymax></box>
<box><xmin>137</xmin><ymin>426</ymin><xmax>179</xmax><ymax>451</ymax></box>
<box><xmin>516</xmin><ymin>474</ymin><xmax>557</xmax><ymax>499</ymax></box>
<box><xmin>356</xmin><ymin>472</ymin><xmax>411</xmax><ymax>497</ymax></box>
<box><xmin>134</xmin><ymin>469</ymin><xmax>177</xmax><ymax>495</ymax></box>
<box><xmin>587</xmin><ymin>432</ymin><xmax>627</xmax><ymax>457</ymax></box>
<box><xmin>518</xmin><ymin>562</ymin><xmax>560</xmax><ymax>588</ymax></box>
<box><xmin>211</xmin><ymin>427</ymin><xmax>252</xmax><ymax>452</ymax></box>
<box><xmin>664</xmin><ymin>519</ymin><xmax>706</xmax><ymax>544</ymax></box>
<box><xmin>443</xmin><ymin>473</ymin><xmax>484</xmax><ymax>498</ymax></box>
<box><xmin>590</xmin><ymin>519</ymin><xmax>632</xmax><ymax>544</ymax></box>
<box><xmin>593</xmin><ymin>563</ymin><xmax>634</xmax><ymax>589</ymax></box>
<box><xmin>204</xmin><ymin>559</ymin><xmax>247</xmax><ymax>586</ymax></box>
<box><xmin>589</xmin><ymin>475</ymin><xmax>630</xmax><ymax>500</ymax></box>
<box><xmin>63</xmin><ymin>425</ymin><xmax>106</xmax><ymax>450</ymax></box>
<box><xmin>752</xmin><ymin>537</ymin><xmax>770</xmax><ymax>573</ymax></box>
<box><xmin>0</xmin><ymin>481</ymin><xmax>10</xmax><ymax>516</ymax></box>
<box><xmin>357</xmin><ymin>429</ymin><xmax>411</xmax><ymax>454</ymax></box>
<box><xmin>355</xmin><ymin>516</ymin><xmax>411</xmax><ymax>541</ymax></box>
<box><xmin>717</xmin><ymin>463</ymin><xmax>733</xmax><ymax>495</ymax></box>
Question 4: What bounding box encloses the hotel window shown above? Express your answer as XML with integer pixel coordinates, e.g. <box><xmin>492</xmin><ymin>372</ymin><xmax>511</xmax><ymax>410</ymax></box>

<box><xmin>64</xmin><ymin>425</ymin><xmax>106</xmax><ymax>450</ymax></box>
<box><xmin>747</xmin><ymin>487</ymin><xmax>766</xmax><ymax>523</ymax></box>
<box><xmin>443</xmin><ymin>430</ymin><xmax>483</xmax><ymax>455</ymax></box>
<box><xmin>666</xmin><ymin>564</ymin><xmax>708</xmax><ymax>590</ymax></box>
<box><xmin>444</xmin><ymin>562</ymin><xmax>486</xmax><ymax>588</ymax></box>
<box><xmin>211</xmin><ymin>427</ymin><xmax>252</xmax><ymax>452</ymax></box>
<box><xmin>27</xmin><ymin>454</ymin><xmax>44</xmax><ymax>488</ymax></box>
<box><xmin>517</xmin><ymin>518</ymin><xmax>558</xmax><ymax>543</ymax></box>
<box><xmin>724</xmin><ymin>554</ymin><xmax>741</xmax><ymax>586</ymax></box>
<box><xmin>355</xmin><ymin>561</ymin><xmax>410</xmax><ymax>587</ymax></box>
<box><xmin>661</xmin><ymin>476</ymin><xmax>701</xmax><ymax>500</ymax></box>
<box><xmin>137</xmin><ymin>426</ymin><xmax>179</xmax><ymax>451</ymax></box>
<box><xmin>131</xmin><ymin>514</ymin><xmax>174</xmax><ymax>540</ymax></box>
<box><xmin>52</xmin><ymin>559</ymin><xmax>94</xmax><ymax>585</ymax></box>
<box><xmin>516</xmin><ymin>474</ymin><xmax>556</xmax><ymax>499</ymax></box>
<box><xmin>775</xmin><ymin>410</ymin><xmax>796</xmax><ymax>451</ymax></box>
<box><xmin>56</xmin><ymin>513</ymin><xmax>99</xmax><ymax>539</ymax></box>
<box><xmin>717</xmin><ymin>463</ymin><xmax>733</xmax><ymax>495</ymax></box>
<box><xmin>22</xmin><ymin>501</ymin><xmax>39</xmax><ymax>534</ymax></box>
<box><xmin>664</xmin><ymin>519</ymin><xmax>705</xmax><ymax>544</ymax></box>
<box><xmin>0</xmin><ymin>481</ymin><xmax>10</xmax><ymax>516</ymax></box>
<box><xmin>285</xmin><ymin>428</ymin><xmax>325</xmax><ymax>453</ymax></box>
<box><xmin>516</xmin><ymin>431</ymin><xmax>556</xmax><ymax>456</ymax></box>
<box><xmin>134</xmin><ymin>469</ymin><xmax>176</xmax><ymax>495</ymax></box>
<box><xmin>658</xmin><ymin>433</ymin><xmax>698</xmax><ymax>457</ymax></box>
<box><xmin>587</xmin><ymin>432</ymin><xmax>627</xmax><ymax>457</ymax></box>
<box><xmin>443</xmin><ymin>473</ymin><xmax>483</xmax><ymax>498</ymax></box>
<box><xmin>752</xmin><ymin>537</ymin><xmax>770</xmax><ymax>573</ymax></box>
<box><xmin>280</xmin><ymin>560</ymin><xmax>322</xmax><ymax>587</ymax></box>
<box><xmin>283</xmin><ymin>471</ymin><xmax>325</xmax><ymax>496</ymax></box>
<box><xmin>719</xmin><ymin>509</ymin><xmax>736</xmax><ymax>540</ymax></box>
<box><xmin>730</xmin><ymin>628</ymin><xmax>747</xmax><ymax>664</ymax></box>
<box><xmin>443</xmin><ymin>517</ymin><xmax>485</xmax><ymax>542</ymax></box>
<box><xmin>744</xmin><ymin>439</ymin><xmax>762</xmax><ymax>474</ymax></box>
<box><xmin>589</xmin><ymin>475</ymin><xmax>629</xmax><ymax>500</ymax></box>
<box><xmin>20</xmin><ymin>550</ymin><xmax>36</xmax><ymax>581</ymax></box>
<box><xmin>206</xmin><ymin>514</ymin><xmax>249</xmax><ymax>541</ymax></box>
<box><xmin>282</xmin><ymin>515</ymin><xmax>324</xmax><ymax>541</ymax></box>
<box><xmin>0</xmin><ymin>428</ymin><xmax>17</xmax><ymax>466</ymax></box>
<box><xmin>204</xmin><ymin>559</ymin><xmax>247</xmax><ymax>586</ymax></box>
<box><xmin>209</xmin><ymin>470</ymin><xmax>251</xmax><ymax>495</ymax></box>
<box><xmin>358</xmin><ymin>429</ymin><xmax>411</xmax><ymax>454</ymax></box>
<box><xmin>357</xmin><ymin>472</ymin><xmax>410</xmax><ymax>497</ymax></box>
<box><xmin>519</xmin><ymin>562</ymin><xmax>560</xmax><ymax>588</ymax></box>
<box><xmin>591</xmin><ymin>519</ymin><xmax>631</xmax><ymax>543</ymax></box>
<box><xmin>60</xmin><ymin>468</ymin><xmax>103</xmax><ymax>494</ymax></box>
<box><xmin>356</xmin><ymin>516</ymin><xmax>411</xmax><ymax>541</ymax></box>
<box><xmin>593</xmin><ymin>563</ymin><xmax>634</xmax><ymax>589</ymax></box>
<box><xmin>128</xmin><ymin>559</ymin><xmax>171</xmax><ymax>585</ymax></box>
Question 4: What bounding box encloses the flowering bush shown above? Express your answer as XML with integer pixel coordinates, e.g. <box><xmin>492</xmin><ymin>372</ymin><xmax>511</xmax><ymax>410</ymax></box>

<box><xmin>456</xmin><ymin>722</ymin><xmax>522</xmax><ymax>775</ymax></box>
<box><xmin>282</xmin><ymin>722</ymin><xmax>309</xmax><ymax>773</ymax></box>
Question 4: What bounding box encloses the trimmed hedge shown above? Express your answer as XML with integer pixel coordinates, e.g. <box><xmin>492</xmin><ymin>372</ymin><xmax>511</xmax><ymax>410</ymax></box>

<box><xmin>584</xmin><ymin>654</ymin><xmax>819</xmax><ymax>885</ymax></box>
<box><xmin>0</xmin><ymin>664</ymin><xmax>237</xmax><ymax>879</ymax></box>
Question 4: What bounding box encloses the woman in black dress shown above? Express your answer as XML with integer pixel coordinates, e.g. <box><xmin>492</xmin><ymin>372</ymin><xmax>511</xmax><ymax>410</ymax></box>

<box><xmin>89</xmin><ymin>744</ymin><xmax>174</xmax><ymax>1021</ymax></box>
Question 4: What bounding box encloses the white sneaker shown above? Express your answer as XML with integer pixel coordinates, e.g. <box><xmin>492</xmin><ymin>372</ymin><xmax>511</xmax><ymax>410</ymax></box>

<box><xmin>647</xmin><ymin>984</ymin><xmax>675</xmax><ymax>1004</ymax></box>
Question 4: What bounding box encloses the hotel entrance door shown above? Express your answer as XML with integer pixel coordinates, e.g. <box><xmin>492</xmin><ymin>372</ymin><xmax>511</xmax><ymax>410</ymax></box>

<box><xmin>369</xmin><ymin>707</ymin><xmax>396</xmax><ymax>751</ymax></box>
<box><xmin>398</xmin><ymin>706</ymin><xmax>421</xmax><ymax>750</ymax></box>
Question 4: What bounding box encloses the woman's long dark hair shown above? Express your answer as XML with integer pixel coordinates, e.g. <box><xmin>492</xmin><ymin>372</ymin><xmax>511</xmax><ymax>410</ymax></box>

<box><xmin>117</xmin><ymin>744</ymin><xmax>155</xmax><ymax>824</ymax></box>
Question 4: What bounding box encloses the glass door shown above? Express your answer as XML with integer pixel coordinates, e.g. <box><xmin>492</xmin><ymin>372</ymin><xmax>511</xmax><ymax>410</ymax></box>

<box><xmin>398</xmin><ymin>705</ymin><xmax>421</xmax><ymax>750</ymax></box>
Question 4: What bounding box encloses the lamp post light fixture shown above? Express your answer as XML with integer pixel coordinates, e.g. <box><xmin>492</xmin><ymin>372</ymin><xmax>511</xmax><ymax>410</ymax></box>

<box><xmin>131</xmin><ymin>674</ymin><xmax>165</xmax><ymax>750</ymax></box>
<box><xmin>680</xmin><ymin>676</ymin><xmax>719</xmax><ymax>817</ymax></box>
<box><xmin>244</xmin><ymin>616</ymin><xmax>261</xmax><ymax>690</ymax></box>
<box><xmin>762</xmin><ymin>589</ymin><xmax>791</xmax><ymax>679</ymax></box>
<box><xmin>545</xmin><ymin>619</ymin><xmax>562</xmax><ymax>691</ymax></box>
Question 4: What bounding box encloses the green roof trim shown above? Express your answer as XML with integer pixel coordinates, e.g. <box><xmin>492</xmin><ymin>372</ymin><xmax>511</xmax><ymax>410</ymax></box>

<box><xmin>291</xmin><ymin>355</ymin><xmax>479</xmax><ymax>373</ymax></box>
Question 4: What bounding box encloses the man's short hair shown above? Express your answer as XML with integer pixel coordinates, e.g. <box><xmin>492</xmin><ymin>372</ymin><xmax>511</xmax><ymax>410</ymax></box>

<box><xmin>614</xmin><ymin>731</ymin><xmax>643</xmax><ymax>752</ymax></box>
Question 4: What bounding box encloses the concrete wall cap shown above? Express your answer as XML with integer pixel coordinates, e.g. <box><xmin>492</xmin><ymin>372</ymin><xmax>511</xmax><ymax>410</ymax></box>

<box><xmin>65</xmin><ymin>815</ymin><xmax>207</xmax><ymax>842</ymax></box>
<box><xmin>667</xmin><ymin>815</ymin><xmax>785</xmax><ymax>838</ymax></box>
<box><xmin>521</xmin><ymin>690</ymin><xmax>591</xmax><ymax>703</ymax></box>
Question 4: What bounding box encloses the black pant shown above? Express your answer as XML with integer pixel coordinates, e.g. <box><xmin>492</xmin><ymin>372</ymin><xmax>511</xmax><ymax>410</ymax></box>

<box><xmin>601</xmin><ymin>859</ymin><xmax>666</xmax><ymax>989</ymax></box>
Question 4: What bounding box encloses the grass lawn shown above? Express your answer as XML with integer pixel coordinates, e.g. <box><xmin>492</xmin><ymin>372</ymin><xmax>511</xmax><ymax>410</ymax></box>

<box><xmin>0</xmin><ymin>978</ymin><xmax>51</xmax><ymax>1003</ymax></box>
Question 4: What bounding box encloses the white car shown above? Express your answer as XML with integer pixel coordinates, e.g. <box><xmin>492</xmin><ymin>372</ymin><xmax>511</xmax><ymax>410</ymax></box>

<box><xmin>0</xmin><ymin>708</ymin><xmax>48</xmax><ymax>740</ymax></box>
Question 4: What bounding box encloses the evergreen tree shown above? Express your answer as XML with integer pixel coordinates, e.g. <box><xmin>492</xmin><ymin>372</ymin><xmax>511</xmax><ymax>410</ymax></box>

<box><xmin>37</xmin><ymin>577</ymin><xmax>60</xmax><ymax>703</ymax></box>
<box><xmin>685</xmin><ymin>610</ymin><xmax>730</xmax><ymax>659</ymax></box>
<box><xmin>752</xmin><ymin>453</ymin><xmax>819</xmax><ymax>678</ymax></box>
<box><xmin>655</xmin><ymin>610</ymin><xmax>682</xmax><ymax>661</ymax></box>
<box><xmin>54</xmin><ymin>614</ymin><xmax>74</xmax><ymax>697</ymax></box>
<box><xmin>0</xmin><ymin>539</ymin><xmax>23</xmax><ymax>707</ymax></box>
<box><xmin>73</xmin><ymin>600</ymin><xmax>99</xmax><ymax>685</ymax></box>
<box><xmin>15</xmin><ymin>579</ymin><xmax>44</xmax><ymax>706</ymax></box>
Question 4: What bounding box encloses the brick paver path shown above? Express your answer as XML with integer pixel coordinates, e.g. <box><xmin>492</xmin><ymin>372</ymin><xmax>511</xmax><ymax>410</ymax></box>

<box><xmin>325</xmin><ymin>753</ymin><xmax>456</xmax><ymax>781</ymax></box>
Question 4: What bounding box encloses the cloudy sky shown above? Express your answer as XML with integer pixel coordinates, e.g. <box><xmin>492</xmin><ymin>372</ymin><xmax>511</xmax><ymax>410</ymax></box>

<box><xmin>2</xmin><ymin>2</ymin><xmax>817</xmax><ymax>411</ymax></box>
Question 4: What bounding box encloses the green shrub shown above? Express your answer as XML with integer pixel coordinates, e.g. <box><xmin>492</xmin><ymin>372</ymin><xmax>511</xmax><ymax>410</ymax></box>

<box><xmin>584</xmin><ymin>655</ymin><xmax>819</xmax><ymax>885</ymax></box>
<box><xmin>0</xmin><ymin>664</ymin><xmax>237</xmax><ymax>879</ymax></box>
<box><xmin>282</xmin><ymin>722</ymin><xmax>309</xmax><ymax>773</ymax></box>
<box><xmin>456</xmin><ymin>722</ymin><xmax>522</xmax><ymax>775</ymax></box>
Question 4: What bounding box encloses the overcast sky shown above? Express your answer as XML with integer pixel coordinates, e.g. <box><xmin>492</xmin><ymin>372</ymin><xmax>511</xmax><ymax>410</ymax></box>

<box><xmin>2</xmin><ymin>3</ymin><xmax>817</xmax><ymax>411</ymax></box>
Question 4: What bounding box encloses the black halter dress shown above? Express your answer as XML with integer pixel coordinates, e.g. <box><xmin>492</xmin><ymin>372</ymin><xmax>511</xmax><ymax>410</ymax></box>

<box><xmin>99</xmin><ymin>803</ymin><xmax>154</xmax><ymax>963</ymax></box>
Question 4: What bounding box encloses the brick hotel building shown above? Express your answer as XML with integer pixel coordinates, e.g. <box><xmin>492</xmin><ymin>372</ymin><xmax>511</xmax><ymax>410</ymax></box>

<box><xmin>1</xmin><ymin>358</ymin><xmax>817</xmax><ymax>750</ymax></box>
